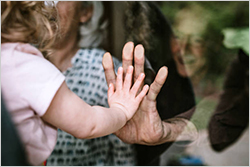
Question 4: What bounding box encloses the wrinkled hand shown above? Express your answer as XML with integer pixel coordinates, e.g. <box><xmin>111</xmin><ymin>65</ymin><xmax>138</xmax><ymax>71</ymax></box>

<box><xmin>102</xmin><ymin>42</ymin><xmax>169</xmax><ymax>145</ymax></box>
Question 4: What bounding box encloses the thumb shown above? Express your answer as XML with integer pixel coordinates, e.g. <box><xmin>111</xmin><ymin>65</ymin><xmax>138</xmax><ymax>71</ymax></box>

<box><xmin>147</xmin><ymin>66</ymin><xmax>168</xmax><ymax>101</ymax></box>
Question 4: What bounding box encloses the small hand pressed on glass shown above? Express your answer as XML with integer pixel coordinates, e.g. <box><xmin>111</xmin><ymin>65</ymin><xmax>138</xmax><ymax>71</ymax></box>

<box><xmin>108</xmin><ymin>65</ymin><xmax>149</xmax><ymax>121</ymax></box>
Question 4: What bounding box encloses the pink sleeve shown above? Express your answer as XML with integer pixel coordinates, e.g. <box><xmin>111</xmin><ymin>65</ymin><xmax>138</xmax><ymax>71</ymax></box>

<box><xmin>15</xmin><ymin>50</ymin><xmax>65</xmax><ymax>116</ymax></box>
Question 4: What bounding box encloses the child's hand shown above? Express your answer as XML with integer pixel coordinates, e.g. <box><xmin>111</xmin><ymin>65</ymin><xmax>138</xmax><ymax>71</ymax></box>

<box><xmin>108</xmin><ymin>66</ymin><xmax>149</xmax><ymax>121</ymax></box>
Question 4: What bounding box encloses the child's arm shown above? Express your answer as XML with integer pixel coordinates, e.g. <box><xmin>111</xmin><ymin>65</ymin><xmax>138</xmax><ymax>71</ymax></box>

<box><xmin>42</xmin><ymin>66</ymin><xmax>148</xmax><ymax>139</ymax></box>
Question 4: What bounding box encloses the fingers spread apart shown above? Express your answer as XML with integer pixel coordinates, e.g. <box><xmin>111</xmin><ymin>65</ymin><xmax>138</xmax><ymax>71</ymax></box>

<box><xmin>115</xmin><ymin>65</ymin><xmax>148</xmax><ymax>100</ymax></box>
<box><xmin>123</xmin><ymin>66</ymin><xmax>133</xmax><ymax>91</ymax></box>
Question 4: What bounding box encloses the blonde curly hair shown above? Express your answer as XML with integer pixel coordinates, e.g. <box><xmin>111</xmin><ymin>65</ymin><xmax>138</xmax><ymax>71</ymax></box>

<box><xmin>1</xmin><ymin>1</ymin><xmax>58</xmax><ymax>57</ymax></box>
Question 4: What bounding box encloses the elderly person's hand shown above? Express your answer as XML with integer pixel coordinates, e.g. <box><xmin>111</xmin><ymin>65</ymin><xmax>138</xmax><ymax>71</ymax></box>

<box><xmin>102</xmin><ymin>42</ymin><xmax>197</xmax><ymax>145</ymax></box>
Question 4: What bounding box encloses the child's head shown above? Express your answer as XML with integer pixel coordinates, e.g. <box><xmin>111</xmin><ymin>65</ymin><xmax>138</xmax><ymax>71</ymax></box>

<box><xmin>1</xmin><ymin>1</ymin><xmax>58</xmax><ymax>55</ymax></box>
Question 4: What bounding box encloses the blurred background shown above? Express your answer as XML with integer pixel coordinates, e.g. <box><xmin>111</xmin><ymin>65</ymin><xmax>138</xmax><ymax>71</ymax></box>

<box><xmin>101</xmin><ymin>1</ymin><xmax>249</xmax><ymax>166</ymax></box>
<box><xmin>1</xmin><ymin>1</ymin><xmax>248</xmax><ymax>166</ymax></box>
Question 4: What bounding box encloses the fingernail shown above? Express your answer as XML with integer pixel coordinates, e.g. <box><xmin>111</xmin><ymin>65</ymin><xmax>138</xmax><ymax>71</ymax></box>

<box><xmin>118</xmin><ymin>67</ymin><xmax>123</xmax><ymax>72</ymax></box>
<box><xmin>124</xmin><ymin>42</ymin><xmax>134</xmax><ymax>55</ymax></box>
<box><xmin>135</xmin><ymin>44</ymin><xmax>144</xmax><ymax>58</ymax></box>
<box><xmin>140</xmin><ymin>73</ymin><xmax>145</xmax><ymax>78</ymax></box>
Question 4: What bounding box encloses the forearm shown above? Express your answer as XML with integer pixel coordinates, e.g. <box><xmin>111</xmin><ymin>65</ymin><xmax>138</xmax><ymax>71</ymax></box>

<box><xmin>83</xmin><ymin>106</ymin><xmax>127</xmax><ymax>139</ymax></box>
<box><xmin>42</xmin><ymin>82</ymin><xmax>128</xmax><ymax>140</ymax></box>
<box><xmin>48</xmin><ymin>105</ymin><xmax>127</xmax><ymax>139</ymax></box>
<box><xmin>161</xmin><ymin>118</ymin><xmax>198</xmax><ymax>144</ymax></box>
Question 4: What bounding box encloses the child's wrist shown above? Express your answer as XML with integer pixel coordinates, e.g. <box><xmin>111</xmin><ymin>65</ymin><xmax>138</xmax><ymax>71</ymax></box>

<box><xmin>110</xmin><ymin>104</ymin><xmax>129</xmax><ymax>122</ymax></box>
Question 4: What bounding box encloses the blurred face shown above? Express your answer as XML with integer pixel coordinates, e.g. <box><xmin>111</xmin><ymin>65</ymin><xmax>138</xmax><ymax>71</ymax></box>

<box><xmin>173</xmin><ymin>11</ymin><xmax>207</xmax><ymax>77</ymax></box>
<box><xmin>56</xmin><ymin>1</ymin><xmax>81</xmax><ymax>41</ymax></box>
<box><xmin>171</xmin><ymin>36</ymin><xmax>188</xmax><ymax>77</ymax></box>
<box><xmin>54</xmin><ymin>2</ymin><xmax>92</xmax><ymax>49</ymax></box>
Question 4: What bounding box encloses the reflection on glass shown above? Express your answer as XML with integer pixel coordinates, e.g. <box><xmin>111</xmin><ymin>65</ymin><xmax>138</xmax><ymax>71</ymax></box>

<box><xmin>159</xmin><ymin>1</ymin><xmax>249</xmax><ymax>166</ymax></box>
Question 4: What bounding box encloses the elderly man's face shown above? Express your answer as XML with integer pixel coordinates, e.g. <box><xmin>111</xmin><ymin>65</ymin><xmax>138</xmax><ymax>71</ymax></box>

<box><xmin>173</xmin><ymin>10</ymin><xmax>207</xmax><ymax>78</ymax></box>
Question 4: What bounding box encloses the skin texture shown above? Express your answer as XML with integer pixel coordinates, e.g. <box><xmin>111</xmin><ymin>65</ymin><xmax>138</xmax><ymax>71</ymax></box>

<box><xmin>48</xmin><ymin>1</ymin><xmax>197</xmax><ymax>146</ymax></box>
<box><xmin>102</xmin><ymin>42</ymin><xmax>198</xmax><ymax>145</ymax></box>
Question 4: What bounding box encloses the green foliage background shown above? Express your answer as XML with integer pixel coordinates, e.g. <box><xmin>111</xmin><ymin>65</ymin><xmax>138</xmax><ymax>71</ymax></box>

<box><xmin>159</xmin><ymin>1</ymin><xmax>249</xmax><ymax>30</ymax></box>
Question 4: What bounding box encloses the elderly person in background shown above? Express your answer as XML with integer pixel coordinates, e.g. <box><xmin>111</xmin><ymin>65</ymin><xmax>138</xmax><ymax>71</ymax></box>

<box><xmin>47</xmin><ymin>2</ymin><xmax>137</xmax><ymax>165</ymax></box>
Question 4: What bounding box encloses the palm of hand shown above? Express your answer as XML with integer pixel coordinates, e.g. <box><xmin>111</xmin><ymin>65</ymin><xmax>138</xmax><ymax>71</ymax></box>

<box><xmin>108</xmin><ymin>91</ymin><xmax>143</xmax><ymax>121</ymax></box>
<box><xmin>108</xmin><ymin>66</ymin><xmax>149</xmax><ymax>121</ymax></box>
<box><xmin>102</xmin><ymin>42</ymin><xmax>168</xmax><ymax>145</ymax></box>
<box><xmin>115</xmin><ymin>96</ymin><xmax>165</xmax><ymax>145</ymax></box>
